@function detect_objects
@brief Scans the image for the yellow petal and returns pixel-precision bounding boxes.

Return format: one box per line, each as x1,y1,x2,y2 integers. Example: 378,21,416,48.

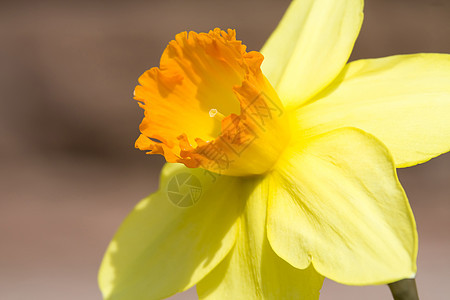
296,53,450,167
98,163,247,300
261,0,364,109
197,176,324,299
267,128,417,285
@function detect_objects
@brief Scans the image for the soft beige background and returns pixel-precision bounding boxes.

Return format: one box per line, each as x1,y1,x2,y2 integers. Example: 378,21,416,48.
0,0,449,299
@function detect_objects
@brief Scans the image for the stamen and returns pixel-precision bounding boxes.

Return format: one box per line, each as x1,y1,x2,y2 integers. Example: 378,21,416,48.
209,108,225,122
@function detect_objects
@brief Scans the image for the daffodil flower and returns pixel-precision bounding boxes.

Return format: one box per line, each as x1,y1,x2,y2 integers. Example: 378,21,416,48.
99,0,450,299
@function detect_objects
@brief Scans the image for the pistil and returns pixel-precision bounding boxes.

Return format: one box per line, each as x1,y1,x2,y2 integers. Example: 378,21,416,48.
209,109,226,122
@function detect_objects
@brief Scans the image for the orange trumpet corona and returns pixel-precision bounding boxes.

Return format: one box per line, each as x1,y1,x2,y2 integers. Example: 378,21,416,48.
134,28,290,176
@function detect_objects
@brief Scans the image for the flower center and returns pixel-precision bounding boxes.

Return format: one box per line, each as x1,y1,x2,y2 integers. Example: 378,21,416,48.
209,108,225,122
134,28,290,176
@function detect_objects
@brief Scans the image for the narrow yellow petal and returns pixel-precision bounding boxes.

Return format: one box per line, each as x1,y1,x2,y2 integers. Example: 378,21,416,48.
267,128,417,285
296,53,450,167
98,163,246,300
261,0,364,109
197,176,324,300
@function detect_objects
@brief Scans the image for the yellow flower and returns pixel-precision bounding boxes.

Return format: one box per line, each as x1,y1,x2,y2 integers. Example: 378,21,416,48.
99,0,450,299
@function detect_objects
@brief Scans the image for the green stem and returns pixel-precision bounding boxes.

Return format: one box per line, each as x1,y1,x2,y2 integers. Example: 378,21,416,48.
388,279,419,300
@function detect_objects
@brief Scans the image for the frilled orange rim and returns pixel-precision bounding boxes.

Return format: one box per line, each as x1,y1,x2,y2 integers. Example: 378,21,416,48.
134,28,290,176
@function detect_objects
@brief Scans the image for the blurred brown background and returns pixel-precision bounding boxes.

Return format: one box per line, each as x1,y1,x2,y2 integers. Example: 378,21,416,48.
0,0,449,299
